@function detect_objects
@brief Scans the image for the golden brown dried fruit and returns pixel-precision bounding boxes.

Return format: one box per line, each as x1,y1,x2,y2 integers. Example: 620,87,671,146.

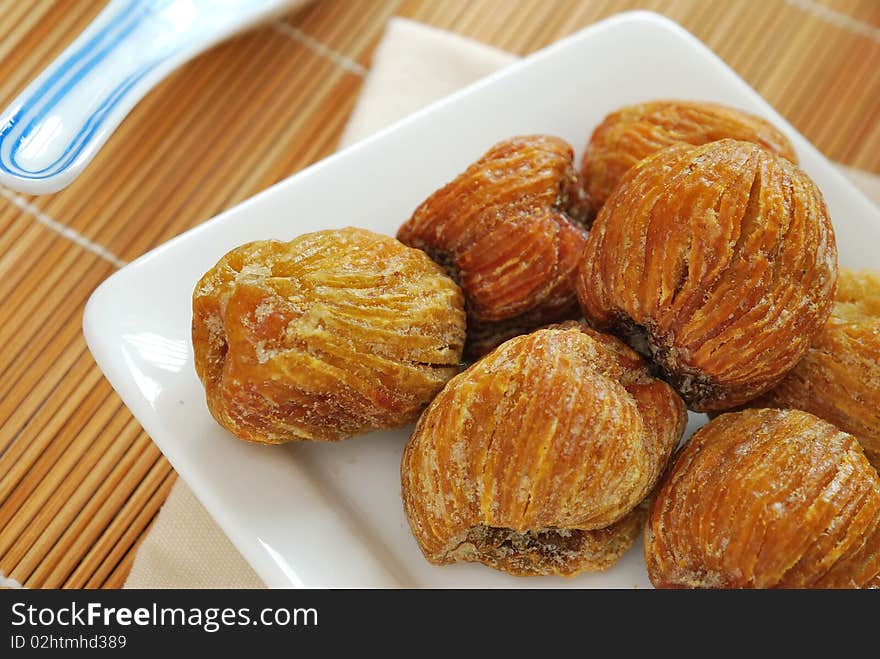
401,322,686,576
577,139,838,412
192,227,466,444
397,135,590,357
746,269,880,468
645,408,880,589
581,100,797,217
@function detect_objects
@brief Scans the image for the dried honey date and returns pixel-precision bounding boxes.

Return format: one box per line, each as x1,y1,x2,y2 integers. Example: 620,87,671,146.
398,136,589,357
646,408,880,589
193,227,466,443
401,323,686,576
577,139,837,411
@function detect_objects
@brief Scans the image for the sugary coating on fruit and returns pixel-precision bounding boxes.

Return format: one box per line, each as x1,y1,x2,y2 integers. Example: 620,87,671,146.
401,323,686,576
397,135,590,357
577,139,837,412
192,227,466,443
747,269,880,468
646,408,880,589
581,100,797,217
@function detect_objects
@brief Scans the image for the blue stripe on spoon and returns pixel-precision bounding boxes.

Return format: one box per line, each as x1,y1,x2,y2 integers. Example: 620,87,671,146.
3,3,158,178
0,0,297,194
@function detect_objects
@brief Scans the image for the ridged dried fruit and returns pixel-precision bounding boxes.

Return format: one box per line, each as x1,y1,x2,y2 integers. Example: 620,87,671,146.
646,408,880,589
746,269,880,468
397,135,590,357
577,139,837,411
192,227,466,443
580,100,797,218
401,322,686,576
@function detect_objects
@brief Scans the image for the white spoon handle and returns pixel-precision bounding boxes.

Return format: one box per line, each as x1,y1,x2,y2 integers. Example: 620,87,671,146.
0,0,298,195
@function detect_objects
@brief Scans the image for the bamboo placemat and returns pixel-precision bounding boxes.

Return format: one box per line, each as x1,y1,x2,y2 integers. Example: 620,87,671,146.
0,0,878,590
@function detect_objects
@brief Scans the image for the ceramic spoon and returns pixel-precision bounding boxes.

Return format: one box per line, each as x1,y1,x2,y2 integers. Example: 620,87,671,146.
0,0,299,195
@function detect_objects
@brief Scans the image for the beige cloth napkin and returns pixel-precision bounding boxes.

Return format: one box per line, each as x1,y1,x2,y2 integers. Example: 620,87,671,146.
124,17,880,589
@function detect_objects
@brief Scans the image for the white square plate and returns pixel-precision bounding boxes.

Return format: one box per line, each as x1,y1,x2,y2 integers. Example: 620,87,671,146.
84,11,880,588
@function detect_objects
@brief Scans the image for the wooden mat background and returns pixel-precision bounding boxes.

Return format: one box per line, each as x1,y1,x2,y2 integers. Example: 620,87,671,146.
0,0,878,589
